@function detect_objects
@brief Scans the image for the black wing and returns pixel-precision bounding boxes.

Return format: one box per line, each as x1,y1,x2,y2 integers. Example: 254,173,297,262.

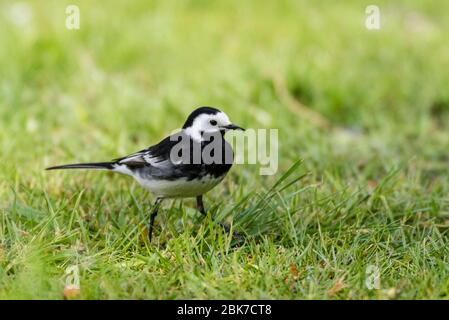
114,132,204,180
114,131,233,180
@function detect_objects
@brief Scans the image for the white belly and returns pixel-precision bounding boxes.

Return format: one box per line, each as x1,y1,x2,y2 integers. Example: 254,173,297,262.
134,174,225,198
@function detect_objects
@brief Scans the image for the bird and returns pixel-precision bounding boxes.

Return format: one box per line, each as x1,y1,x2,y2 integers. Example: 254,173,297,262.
46,106,245,241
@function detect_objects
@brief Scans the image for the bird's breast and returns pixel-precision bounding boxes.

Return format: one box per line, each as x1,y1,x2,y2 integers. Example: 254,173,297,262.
135,174,226,198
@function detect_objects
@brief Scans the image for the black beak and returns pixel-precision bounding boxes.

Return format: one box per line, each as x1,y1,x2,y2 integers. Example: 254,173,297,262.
221,124,245,131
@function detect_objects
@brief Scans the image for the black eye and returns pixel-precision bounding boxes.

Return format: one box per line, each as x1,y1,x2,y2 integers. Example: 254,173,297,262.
210,120,217,126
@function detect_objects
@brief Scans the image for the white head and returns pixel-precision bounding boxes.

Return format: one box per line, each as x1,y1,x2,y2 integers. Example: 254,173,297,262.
183,106,244,140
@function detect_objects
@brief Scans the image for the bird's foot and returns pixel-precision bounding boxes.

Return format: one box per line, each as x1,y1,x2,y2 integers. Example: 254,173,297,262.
218,222,245,243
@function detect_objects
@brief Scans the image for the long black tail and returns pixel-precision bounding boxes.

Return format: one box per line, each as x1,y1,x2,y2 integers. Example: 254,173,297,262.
46,162,116,171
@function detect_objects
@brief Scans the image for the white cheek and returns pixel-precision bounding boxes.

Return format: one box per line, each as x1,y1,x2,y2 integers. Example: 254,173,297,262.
185,113,230,140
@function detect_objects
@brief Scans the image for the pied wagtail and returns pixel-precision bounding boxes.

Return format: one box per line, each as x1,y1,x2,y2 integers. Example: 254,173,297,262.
46,106,245,241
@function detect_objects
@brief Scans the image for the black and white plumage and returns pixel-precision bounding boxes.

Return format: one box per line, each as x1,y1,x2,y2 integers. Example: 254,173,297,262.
46,106,245,241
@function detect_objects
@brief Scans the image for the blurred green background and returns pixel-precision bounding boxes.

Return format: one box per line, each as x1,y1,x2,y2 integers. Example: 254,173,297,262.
1,0,449,299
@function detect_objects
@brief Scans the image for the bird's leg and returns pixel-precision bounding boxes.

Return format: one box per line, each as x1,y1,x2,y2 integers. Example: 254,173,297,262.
196,195,228,231
196,195,243,240
196,195,207,216
148,197,163,242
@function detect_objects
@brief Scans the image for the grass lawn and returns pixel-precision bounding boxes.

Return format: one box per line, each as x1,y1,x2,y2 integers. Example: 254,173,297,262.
1,0,449,299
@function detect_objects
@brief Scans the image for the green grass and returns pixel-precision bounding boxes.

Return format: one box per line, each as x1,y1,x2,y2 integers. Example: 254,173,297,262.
1,0,449,299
